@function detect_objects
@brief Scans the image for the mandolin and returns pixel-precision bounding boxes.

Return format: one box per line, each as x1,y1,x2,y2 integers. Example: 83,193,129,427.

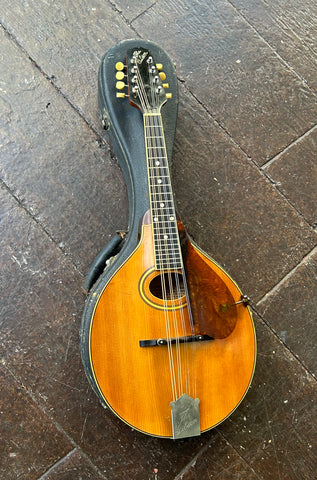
80,40,256,439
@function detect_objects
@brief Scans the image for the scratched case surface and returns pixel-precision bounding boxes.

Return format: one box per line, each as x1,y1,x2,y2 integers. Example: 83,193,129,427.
80,40,179,402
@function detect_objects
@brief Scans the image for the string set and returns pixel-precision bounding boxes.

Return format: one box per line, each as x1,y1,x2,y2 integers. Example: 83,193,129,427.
132,54,197,401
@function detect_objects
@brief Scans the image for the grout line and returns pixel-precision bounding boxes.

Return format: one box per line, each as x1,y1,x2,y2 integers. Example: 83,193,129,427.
130,1,158,24
182,84,316,230
2,362,109,480
106,0,142,35
183,83,253,161
225,0,317,94
0,21,110,154
252,305,317,381
261,124,317,170
256,245,317,307
0,178,85,278
173,440,213,480
1,11,316,477
36,448,78,480
215,430,264,480
174,431,263,480
2,11,313,240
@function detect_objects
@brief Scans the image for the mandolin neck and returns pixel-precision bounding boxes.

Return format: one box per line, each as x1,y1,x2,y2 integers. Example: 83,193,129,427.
143,113,183,271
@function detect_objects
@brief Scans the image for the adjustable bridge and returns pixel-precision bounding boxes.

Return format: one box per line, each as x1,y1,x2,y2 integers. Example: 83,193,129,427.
139,334,213,347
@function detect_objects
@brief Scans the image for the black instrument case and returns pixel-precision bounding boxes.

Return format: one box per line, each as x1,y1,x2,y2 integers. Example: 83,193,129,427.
80,40,179,401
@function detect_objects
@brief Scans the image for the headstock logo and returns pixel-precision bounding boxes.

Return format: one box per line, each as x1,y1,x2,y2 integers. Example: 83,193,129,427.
133,50,149,64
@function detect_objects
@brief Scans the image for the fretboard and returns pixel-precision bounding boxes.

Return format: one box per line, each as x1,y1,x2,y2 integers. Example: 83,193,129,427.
144,113,183,271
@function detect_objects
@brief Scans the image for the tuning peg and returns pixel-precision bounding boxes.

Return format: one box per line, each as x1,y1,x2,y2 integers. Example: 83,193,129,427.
116,81,126,90
116,71,125,80
115,61,125,71
116,92,126,98
166,93,172,99
159,72,166,81
162,83,169,89
156,63,163,70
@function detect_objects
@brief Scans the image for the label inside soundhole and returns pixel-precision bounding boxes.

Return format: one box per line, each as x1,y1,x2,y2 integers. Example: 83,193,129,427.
139,268,187,310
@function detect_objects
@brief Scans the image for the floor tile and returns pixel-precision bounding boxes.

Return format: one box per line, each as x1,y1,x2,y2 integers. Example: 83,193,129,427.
0,1,316,478
0,366,72,480
257,247,317,375
132,0,317,163
218,315,317,480
263,126,317,227
39,449,105,480
112,0,156,22
0,0,134,130
176,433,259,480
0,26,128,275
172,86,316,302
0,179,212,480
229,0,317,90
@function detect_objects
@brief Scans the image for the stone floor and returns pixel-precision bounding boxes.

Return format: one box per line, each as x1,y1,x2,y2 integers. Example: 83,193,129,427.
0,1,316,479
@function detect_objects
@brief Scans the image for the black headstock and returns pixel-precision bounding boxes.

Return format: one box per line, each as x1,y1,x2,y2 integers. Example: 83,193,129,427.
115,47,171,113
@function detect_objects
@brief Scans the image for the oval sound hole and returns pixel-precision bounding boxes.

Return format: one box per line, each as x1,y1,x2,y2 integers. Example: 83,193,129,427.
149,272,185,300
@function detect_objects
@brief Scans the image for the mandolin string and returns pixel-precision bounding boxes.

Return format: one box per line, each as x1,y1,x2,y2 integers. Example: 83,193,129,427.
153,89,194,397
148,66,192,399
151,110,188,397
151,86,191,399
147,111,181,400
136,56,195,400
153,111,195,398
135,58,178,400
146,72,181,401
152,111,184,397
160,120,192,398
150,86,186,398
147,79,184,399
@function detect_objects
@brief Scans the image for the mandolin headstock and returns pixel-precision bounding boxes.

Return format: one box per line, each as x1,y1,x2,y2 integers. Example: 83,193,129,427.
115,48,172,114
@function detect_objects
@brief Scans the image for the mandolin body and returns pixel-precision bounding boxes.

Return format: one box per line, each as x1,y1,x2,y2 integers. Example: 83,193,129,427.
80,40,256,439
88,217,255,438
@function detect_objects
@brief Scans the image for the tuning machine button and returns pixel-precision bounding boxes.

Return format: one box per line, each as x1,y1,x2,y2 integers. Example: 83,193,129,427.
166,93,172,99
159,72,166,81
162,83,169,89
116,71,125,80
116,81,126,90
156,63,163,70
115,61,125,71
116,92,126,98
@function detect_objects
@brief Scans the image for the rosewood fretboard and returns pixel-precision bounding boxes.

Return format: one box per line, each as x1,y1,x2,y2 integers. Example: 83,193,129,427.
144,113,182,271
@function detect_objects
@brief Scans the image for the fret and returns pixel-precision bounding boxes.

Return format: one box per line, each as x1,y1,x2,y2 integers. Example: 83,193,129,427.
155,262,183,270
153,230,178,235
151,199,174,204
152,223,178,230
149,174,170,178
156,252,181,260
153,213,175,220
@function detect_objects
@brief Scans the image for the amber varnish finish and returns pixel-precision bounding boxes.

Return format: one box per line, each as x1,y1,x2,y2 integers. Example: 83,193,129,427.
89,220,256,438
